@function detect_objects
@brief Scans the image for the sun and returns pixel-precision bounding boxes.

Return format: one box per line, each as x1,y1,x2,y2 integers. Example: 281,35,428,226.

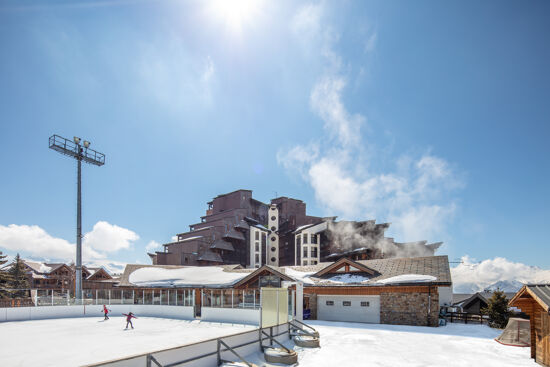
210,0,262,32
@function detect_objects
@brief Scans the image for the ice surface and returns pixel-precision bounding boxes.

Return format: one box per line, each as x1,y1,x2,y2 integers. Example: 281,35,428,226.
375,273,437,284
0,317,254,367
129,266,247,287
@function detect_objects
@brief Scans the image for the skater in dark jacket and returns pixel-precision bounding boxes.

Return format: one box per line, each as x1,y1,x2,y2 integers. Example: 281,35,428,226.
102,305,110,320
122,312,137,329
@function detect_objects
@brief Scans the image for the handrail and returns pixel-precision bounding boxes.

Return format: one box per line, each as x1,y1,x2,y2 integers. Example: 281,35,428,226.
146,354,163,367
121,323,291,367
261,329,291,354
218,339,254,367
289,319,317,336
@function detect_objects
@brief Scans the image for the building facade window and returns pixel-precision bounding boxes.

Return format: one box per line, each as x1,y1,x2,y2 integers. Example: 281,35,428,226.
311,235,317,244
343,301,351,306
303,246,308,258
255,254,259,263
255,242,259,252
296,235,301,246
311,247,318,258
255,231,259,240
303,233,308,244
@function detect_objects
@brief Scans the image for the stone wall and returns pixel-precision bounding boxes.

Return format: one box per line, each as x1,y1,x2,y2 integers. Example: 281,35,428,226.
380,290,439,326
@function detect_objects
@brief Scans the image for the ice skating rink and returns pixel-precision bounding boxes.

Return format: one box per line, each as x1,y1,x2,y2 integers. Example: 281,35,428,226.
0,316,255,366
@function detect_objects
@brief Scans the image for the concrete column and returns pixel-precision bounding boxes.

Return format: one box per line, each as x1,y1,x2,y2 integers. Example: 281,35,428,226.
296,283,303,321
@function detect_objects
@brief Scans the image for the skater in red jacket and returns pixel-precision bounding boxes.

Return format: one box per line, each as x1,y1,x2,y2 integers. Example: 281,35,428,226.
122,312,137,329
102,305,110,320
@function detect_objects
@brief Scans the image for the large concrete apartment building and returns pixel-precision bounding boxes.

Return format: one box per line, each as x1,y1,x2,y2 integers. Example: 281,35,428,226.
149,189,442,268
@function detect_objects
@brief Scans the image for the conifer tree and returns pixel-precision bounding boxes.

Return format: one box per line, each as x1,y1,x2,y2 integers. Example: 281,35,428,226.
482,289,511,328
0,251,11,298
7,254,29,298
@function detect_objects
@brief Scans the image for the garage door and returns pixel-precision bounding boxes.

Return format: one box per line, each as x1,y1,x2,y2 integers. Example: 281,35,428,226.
317,295,380,323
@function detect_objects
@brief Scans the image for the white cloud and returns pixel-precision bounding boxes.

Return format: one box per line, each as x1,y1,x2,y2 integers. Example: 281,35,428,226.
451,256,550,293
364,31,377,53
83,221,139,253
280,4,463,243
290,3,323,43
310,76,363,147
0,222,139,264
0,224,87,261
145,240,161,252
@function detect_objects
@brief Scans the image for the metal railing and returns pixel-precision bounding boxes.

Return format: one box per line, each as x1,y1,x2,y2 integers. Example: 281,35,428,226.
0,289,195,307
140,323,291,367
446,312,489,324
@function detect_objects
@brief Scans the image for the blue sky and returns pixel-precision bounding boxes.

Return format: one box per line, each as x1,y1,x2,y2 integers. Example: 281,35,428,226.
0,0,549,285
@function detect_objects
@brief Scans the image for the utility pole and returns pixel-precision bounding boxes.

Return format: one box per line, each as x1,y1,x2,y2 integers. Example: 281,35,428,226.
49,135,105,304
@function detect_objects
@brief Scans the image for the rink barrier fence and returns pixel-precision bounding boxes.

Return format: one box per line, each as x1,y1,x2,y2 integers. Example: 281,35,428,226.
82,322,291,367
0,304,195,322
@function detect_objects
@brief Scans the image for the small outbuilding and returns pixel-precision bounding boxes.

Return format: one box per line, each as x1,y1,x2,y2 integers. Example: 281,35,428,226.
509,284,550,366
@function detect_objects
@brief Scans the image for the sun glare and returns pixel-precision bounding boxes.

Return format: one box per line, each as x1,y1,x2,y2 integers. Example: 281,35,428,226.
210,0,261,32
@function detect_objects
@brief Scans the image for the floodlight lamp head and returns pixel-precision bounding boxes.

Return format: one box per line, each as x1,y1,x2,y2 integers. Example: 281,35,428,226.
83,140,90,148
73,136,81,144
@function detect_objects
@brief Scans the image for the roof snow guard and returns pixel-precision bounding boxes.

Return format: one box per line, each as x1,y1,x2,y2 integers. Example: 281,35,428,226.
210,239,235,251
222,229,246,241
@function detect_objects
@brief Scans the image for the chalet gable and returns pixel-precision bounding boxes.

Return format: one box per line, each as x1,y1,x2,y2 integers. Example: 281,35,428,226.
48,264,73,277
233,265,294,289
87,268,112,281
312,257,377,277
510,284,550,312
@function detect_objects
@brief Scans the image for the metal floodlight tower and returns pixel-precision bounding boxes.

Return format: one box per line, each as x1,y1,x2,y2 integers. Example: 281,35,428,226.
49,134,105,303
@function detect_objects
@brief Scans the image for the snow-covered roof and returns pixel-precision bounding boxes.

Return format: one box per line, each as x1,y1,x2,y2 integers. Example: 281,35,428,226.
179,236,203,242
128,266,249,288
282,256,451,286
118,255,451,289
251,224,269,232
375,274,436,284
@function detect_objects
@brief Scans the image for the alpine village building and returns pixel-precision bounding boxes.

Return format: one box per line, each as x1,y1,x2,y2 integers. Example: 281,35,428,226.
148,189,443,268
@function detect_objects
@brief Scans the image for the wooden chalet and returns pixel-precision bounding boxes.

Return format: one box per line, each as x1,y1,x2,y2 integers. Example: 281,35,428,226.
23,260,117,293
510,284,550,366
117,255,452,327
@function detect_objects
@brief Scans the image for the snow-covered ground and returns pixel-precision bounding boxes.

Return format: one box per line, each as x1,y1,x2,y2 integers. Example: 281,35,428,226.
242,321,535,367
0,317,537,366
0,317,254,367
